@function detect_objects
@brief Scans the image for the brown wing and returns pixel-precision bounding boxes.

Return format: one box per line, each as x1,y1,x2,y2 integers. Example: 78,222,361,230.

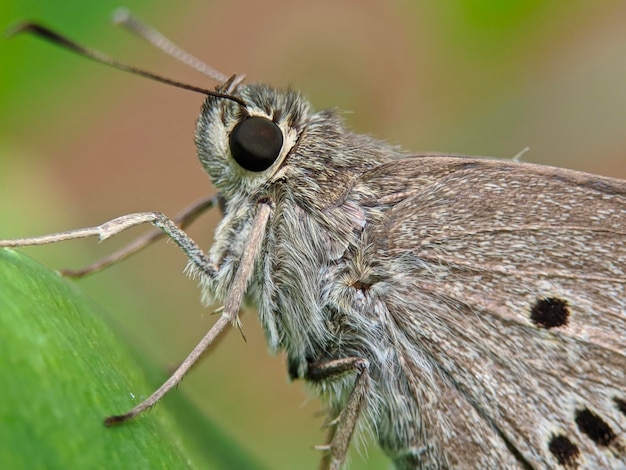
354,157,626,468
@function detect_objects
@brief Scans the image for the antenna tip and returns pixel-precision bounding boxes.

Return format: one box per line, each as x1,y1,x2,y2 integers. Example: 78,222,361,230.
111,7,131,26
4,22,34,39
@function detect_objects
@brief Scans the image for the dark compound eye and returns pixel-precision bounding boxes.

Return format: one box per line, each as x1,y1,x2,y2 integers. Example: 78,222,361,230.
229,116,283,172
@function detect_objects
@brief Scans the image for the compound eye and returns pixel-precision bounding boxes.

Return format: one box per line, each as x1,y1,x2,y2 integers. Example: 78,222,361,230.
229,116,283,172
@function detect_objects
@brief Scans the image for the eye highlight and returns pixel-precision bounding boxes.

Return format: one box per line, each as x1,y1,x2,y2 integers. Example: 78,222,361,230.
229,116,283,172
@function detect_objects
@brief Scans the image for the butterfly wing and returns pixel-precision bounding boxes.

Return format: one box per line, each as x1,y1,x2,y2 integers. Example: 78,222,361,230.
353,157,626,468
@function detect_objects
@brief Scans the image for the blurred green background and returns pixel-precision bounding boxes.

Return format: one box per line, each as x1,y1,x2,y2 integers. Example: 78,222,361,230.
1,1,625,469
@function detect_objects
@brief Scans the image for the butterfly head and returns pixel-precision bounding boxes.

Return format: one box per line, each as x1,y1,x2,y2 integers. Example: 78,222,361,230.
195,79,311,199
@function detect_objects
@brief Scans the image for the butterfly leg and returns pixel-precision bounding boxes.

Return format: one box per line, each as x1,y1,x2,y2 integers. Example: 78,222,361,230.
307,357,370,470
61,194,221,278
1,202,273,424
103,202,272,423
0,210,216,275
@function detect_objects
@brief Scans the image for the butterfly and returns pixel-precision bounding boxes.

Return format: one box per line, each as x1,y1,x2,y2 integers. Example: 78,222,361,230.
2,12,624,469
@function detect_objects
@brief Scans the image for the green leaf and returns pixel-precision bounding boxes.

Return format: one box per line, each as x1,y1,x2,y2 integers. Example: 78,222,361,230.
0,248,265,470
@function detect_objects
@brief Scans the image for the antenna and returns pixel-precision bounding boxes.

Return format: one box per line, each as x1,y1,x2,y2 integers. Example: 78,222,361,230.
6,22,247,107
112,8,242,84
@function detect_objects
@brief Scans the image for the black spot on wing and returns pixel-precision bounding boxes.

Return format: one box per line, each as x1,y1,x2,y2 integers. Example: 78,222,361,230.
548,434,580,468
574,407,617,447
530,297,570,329
614,397,626,417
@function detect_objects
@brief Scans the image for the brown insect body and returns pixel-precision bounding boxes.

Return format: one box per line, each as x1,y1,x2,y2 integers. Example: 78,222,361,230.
194,82,626,468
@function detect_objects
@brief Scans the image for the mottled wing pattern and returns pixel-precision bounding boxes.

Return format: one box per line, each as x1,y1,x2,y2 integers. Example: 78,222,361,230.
356,157,626,468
